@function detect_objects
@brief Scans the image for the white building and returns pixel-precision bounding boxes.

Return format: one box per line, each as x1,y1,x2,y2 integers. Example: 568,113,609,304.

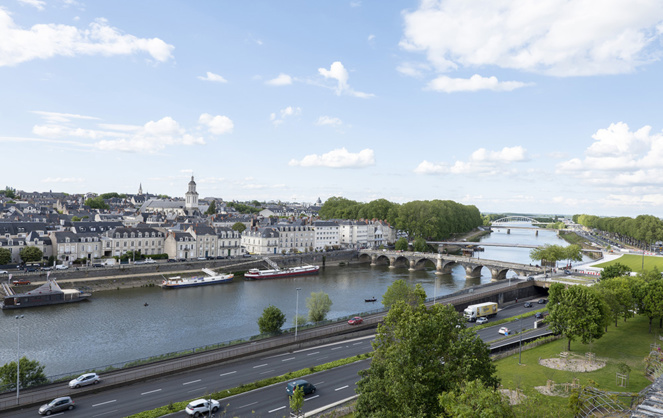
312,220,340,250
339,220,369,249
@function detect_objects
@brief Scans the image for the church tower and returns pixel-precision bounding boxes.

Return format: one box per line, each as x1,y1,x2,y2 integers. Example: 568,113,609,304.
185,176,199,210
138,183,143,195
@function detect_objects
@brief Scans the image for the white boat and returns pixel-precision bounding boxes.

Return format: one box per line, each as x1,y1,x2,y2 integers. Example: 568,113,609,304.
244,264,320,280
161,268,234,289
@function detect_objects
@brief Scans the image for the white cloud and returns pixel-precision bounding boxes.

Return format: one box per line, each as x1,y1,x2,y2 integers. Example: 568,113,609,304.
0,11,174,66
271,106,301,126
18,0,46,11
266,73,292,86
315,116,342,127
198,72,227,83
396,62,431,78
400,0,663,77
31,111,100,124
198,113,234,135
289,147,375,168
41,177,84,183
427,74,530,93
318,61,373,98
415,146,529,175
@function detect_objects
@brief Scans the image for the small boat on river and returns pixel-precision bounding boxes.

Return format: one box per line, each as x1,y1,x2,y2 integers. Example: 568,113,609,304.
365,297,377,302
161,268,234,289
1,273,91,310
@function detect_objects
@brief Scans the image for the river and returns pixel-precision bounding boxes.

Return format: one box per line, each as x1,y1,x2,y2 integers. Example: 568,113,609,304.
0,226,587,378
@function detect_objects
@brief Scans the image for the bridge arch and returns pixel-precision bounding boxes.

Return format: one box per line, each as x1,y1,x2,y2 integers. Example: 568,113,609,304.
492,216,540,224
413,258,436,271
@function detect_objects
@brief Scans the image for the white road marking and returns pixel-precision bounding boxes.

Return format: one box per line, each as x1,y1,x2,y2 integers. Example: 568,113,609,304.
352,342,363,345
263,352,291,359
187,386,206,393
220,371,237,377
293,334,374,353
259,369,276,375
238,401,258,409
331,347,343,350
141,389,162,395
183,379,202,385
268,406,286,413
282,357,296,362
93,410,118,417
304,395,320,401
92,400,117,407
335,385,349,391
253,363,268,368
306,351,320,356
316,356,329,361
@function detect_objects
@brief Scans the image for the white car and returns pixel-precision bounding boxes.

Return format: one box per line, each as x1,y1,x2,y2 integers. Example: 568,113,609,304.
68,372,100,388
498,327,510,335
0,270,8,274
476,317,488,325
55,264,69,270
185,398,220,416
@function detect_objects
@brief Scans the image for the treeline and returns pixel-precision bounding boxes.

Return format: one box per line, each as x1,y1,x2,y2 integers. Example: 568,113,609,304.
574,214,663,247
319,197,483,240
227,201,261,214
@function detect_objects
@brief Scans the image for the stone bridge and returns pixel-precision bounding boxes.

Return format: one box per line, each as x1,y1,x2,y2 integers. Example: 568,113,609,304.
358,250,544,281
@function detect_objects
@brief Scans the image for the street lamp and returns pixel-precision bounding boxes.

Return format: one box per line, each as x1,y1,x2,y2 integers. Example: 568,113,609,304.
295,288,302,339
518,315,523,365
15,315,24,401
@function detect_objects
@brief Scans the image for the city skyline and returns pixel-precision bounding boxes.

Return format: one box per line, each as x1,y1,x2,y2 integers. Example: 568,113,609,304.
2,1,663,217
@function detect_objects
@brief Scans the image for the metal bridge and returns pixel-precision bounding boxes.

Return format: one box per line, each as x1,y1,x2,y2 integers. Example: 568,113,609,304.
492,216,544,224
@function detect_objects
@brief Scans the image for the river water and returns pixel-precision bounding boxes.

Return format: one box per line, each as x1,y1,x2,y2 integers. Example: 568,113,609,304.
0,226,586,378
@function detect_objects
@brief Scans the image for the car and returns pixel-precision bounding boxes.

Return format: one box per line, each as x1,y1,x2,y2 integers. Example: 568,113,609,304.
144,258,156,264
197,257,207,261
348,316,363,325
535,312,544,319
216,256,226,259
91,263,104,268
185,398,220,417
39,396,75,415
498,327,509,335
0,270,7,274
41,266,53,271
475,316,488,325
524,302,532,308
68,372,100,388
25,267,38,272
11,279,31,285
55,264,69,270
167,259,177,263
526,276,535,281
286,379,317,396
564,270,571,275
538,298,547,304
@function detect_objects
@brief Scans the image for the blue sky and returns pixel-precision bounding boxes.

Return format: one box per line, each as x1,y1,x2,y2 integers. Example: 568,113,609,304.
2,0,663,217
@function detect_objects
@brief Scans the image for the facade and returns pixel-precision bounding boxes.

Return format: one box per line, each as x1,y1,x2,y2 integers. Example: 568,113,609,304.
164,231,197,260
241,227,279,255
185,176,199,211
339,220,369,248
216,227,242,257
187,224,217,259
51,231,102,264
312,220,340,250
102,226,166,258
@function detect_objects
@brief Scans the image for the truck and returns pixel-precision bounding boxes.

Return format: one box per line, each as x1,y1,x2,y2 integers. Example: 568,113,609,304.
463,302,498,322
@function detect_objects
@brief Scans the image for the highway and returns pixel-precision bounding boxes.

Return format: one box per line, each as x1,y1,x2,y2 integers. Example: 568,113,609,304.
6,300,549,418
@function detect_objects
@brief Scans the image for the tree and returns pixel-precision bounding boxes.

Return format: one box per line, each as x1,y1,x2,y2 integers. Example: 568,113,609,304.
413,237,428,252
438,379,515,418
293,314,307,328
232,222,247,233
71,216,81,222
289,384,304,417
306,291,332,323
382,279,426,308
529,244,565,270
20,246,43,263
2,186,16,199
206,200,216,215
548,284,608,351
257,305,286,334
395,237,408,251
642,279,663,333
600,263,632,280
0,248,11,265
0,357,48,390
85,196,110,210
355,303,498,418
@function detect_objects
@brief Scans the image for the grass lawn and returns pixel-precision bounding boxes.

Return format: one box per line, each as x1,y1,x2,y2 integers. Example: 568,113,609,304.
495,315,660,416
592,254,663,273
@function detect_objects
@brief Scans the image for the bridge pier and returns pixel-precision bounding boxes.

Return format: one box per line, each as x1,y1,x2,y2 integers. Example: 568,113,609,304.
464,265,482,278
408,259,416,271
535,230,538,236
507,229,510,234
370,255,377,266
389,256,396,269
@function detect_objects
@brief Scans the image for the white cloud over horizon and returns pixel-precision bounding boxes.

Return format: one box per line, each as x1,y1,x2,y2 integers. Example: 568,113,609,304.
198,72,227,83
0,10,174,66
427,74,530,93
289,147,375,168
270,106,301,126
315,116,342,127
318,61,373,98
199,113,234,135
415,146,529,175
265,73,292,86
18,0,46,11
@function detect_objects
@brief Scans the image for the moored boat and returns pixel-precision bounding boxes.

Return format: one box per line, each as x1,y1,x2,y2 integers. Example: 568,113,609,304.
161,268,234,289
244,264,320,280
1,273,91,310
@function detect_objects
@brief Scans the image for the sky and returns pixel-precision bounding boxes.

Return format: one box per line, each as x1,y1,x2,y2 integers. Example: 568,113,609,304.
2,0,663,217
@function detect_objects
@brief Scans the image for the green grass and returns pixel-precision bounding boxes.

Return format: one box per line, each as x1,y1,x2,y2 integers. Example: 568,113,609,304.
495,314,659,416
592,253,663,273
558,231,590,246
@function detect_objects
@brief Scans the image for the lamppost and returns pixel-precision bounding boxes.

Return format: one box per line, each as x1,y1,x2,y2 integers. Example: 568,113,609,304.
295,288,302,339
15,315,24,401
518,315,523,365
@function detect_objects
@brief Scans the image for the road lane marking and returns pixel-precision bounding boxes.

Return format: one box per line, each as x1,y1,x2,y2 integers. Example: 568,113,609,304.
183,379,202,385
335,385,349,391
259,369,276,375
304,395,319,401
220,371,237,377
352,342,363,345
93,410,118,417
141,389,162,395
293,335,374,353
282,357,296,362
187,386,206,393
238,401,258,409
268,406,286,413
316,356,329,361
331,347,343,350
92,400,117,407
253,363,268,368
306,351,320,356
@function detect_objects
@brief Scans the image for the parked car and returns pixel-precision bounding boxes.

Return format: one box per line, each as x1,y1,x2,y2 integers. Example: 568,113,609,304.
348,316,363,325
91,263,104,268
537,298,547,304
167,259,177,263
39,396,75,415
286,379,317,396
55,264,69,270
11,279,31,286
144,258,156,264
475,316,488,325
524,302,532,308
25,267,38,272
197,257,207,261
0,270,7,274
498,327,509,335
68,372,100,388
185,398,220,417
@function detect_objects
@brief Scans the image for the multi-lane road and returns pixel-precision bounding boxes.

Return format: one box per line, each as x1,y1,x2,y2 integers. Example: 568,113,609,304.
6,301,548,418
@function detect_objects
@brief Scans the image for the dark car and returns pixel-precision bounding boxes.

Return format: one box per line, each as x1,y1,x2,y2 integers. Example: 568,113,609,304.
167,259,177,263
92,263,104,268
524,302,532,308
535,312,544,319
216,256,226,259
538,298,547,304
286,379,316,396
25,267,38,272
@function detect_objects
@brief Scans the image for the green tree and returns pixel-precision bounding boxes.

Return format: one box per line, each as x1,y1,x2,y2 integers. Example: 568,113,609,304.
71,216,81,222
232,222,247,233
99,192,120,199
293,314,307,328
289,384,304,417
19,246,43,263
355,303,498,418
600,263,632,280
2,186,16,199
0,357,48,390
206,200,216,215
257,305,286,334
413,237,428,252
395,237,408,251
642,279,663,333
382,279,427,308
85,196,110,210
0,248,11,265
438,379,515,418
306,291,332,323
548,284,608,350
